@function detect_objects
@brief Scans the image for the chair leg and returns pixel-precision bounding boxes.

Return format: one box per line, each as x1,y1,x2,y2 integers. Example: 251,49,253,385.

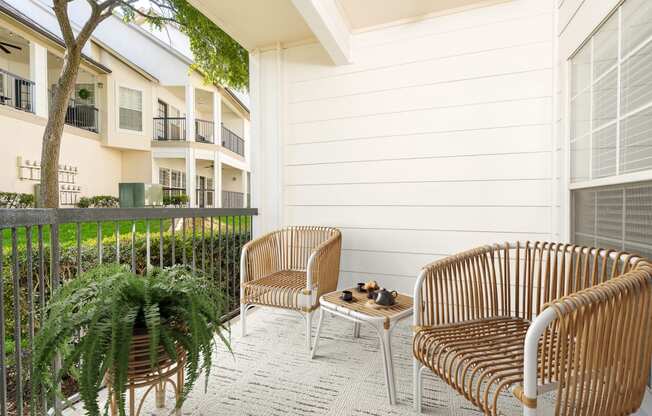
311,308,324,359
240,303,247,337
414,359,423,413
306,310,312,351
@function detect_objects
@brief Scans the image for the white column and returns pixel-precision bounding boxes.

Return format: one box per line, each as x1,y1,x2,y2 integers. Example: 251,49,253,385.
29,42,48,117
213,90,222,145
185,80,196,142
185,148,196,207
213,151,222,207
241,169,248,208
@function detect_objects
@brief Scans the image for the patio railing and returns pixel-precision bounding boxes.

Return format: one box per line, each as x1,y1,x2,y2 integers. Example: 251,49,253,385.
0,69,34,113
221,124,245,156
64,97,99,133
0,207,257,415
195,119,214,143
222,191,245,208
153,117,186,141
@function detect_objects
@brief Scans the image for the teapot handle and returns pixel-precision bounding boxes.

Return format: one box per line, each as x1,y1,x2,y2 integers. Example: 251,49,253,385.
391,290,398,298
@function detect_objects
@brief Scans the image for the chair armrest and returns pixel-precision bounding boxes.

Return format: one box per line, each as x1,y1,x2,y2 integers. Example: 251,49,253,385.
306,230,342,297
521,267,652,412
413,244,501,327
240,230,282,285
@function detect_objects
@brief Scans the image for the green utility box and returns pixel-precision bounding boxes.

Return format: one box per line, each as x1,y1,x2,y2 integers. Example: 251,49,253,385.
119,183,163,207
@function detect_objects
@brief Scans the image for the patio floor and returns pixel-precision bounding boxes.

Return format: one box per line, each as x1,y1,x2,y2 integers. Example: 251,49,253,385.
63,307,646,416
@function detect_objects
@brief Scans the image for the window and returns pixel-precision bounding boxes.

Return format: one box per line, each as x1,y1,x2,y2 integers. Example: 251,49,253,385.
119,86,143,131
159,168,170,187
570,0,652,259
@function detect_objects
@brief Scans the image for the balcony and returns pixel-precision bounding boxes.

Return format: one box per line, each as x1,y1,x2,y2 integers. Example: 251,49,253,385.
195,119,214,143
0,69,34,113
153,117,186,141
64,97,99,133
221,124,245,156
222,190,244,208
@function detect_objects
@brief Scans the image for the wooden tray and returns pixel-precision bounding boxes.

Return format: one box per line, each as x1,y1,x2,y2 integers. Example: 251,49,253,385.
364,300,395,310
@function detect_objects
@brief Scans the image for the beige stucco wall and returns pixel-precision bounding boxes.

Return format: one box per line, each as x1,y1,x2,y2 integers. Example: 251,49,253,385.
121,150,152,183
99,50,154,151
0,106,123,198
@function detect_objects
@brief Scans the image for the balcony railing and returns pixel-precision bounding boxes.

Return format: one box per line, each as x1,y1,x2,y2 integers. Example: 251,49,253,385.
196,119,214,143
222,190,245,208
221,124,245,156
64,97,99,133
153,117,186,141
0,207,257,415
0,68,34,113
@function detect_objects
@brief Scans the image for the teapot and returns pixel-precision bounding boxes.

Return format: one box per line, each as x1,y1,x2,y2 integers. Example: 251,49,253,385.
374,288,398,306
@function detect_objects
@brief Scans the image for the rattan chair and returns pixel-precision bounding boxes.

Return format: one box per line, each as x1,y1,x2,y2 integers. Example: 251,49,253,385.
412,241,652,416
240,226,342,349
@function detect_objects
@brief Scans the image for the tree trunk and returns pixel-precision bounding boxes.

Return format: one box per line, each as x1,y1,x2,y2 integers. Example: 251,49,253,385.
39,48,82,208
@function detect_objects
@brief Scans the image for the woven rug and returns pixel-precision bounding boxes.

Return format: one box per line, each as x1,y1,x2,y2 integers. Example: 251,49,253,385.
65,308,555,416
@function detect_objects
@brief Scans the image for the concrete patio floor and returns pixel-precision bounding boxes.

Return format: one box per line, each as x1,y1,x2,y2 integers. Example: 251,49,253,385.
62,307,650,416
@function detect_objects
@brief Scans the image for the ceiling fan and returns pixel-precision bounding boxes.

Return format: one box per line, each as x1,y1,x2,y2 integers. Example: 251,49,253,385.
0,41,22,55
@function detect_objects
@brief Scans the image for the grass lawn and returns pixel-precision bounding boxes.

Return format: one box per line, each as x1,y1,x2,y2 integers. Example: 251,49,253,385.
1,215,251,249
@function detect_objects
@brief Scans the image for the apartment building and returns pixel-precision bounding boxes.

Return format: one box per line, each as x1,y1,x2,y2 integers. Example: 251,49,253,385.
0,0,250,208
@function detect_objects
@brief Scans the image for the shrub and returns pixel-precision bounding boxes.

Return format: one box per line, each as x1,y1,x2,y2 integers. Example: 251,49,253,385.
163,195,189,207
0,192,35,208
77,195,119,208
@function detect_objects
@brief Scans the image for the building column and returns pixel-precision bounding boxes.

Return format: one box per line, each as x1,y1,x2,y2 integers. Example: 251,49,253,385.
213,151,222,207
242,169,248,208
185,80,196,142
213,90,222,146
185,148,196,207
29,42,48,117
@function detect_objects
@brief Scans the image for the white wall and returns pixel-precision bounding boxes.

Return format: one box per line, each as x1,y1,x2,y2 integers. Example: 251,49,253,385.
253,0,556,293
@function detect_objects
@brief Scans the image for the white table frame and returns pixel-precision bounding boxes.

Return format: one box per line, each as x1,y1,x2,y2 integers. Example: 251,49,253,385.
311,293,413,405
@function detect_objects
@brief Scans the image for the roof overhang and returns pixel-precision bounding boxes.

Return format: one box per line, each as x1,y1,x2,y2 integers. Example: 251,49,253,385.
188,0,510,65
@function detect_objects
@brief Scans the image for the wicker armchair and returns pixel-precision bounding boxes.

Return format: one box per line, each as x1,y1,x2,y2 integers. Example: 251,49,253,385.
412,242,652,416
240,226,342,349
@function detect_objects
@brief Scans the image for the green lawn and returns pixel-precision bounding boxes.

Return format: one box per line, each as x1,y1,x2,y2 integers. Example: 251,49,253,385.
1,215,251,250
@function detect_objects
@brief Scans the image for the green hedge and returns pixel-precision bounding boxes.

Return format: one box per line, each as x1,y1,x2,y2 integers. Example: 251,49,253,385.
76,195,119,208
2,227,250,363
0,192,35,208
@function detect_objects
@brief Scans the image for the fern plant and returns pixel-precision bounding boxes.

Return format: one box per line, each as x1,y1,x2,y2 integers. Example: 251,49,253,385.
32,264,230,416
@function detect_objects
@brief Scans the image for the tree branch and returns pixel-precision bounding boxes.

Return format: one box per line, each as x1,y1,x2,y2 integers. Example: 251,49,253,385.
52,0,76,47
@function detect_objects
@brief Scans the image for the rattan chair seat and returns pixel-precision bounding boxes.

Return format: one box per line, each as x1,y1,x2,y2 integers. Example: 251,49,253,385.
242,270,311,310
414,317,530,414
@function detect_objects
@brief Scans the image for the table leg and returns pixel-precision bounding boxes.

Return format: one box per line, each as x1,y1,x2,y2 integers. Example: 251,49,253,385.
311,308,325,359
353,322,361,338
382,327,397,404
376,324,395,405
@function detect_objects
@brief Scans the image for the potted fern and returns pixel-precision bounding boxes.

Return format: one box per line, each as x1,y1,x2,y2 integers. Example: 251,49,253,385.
33,265,230,416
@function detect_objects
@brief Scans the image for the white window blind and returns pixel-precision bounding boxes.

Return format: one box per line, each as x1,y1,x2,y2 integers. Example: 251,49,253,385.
119,87,143,131
570,0,652,183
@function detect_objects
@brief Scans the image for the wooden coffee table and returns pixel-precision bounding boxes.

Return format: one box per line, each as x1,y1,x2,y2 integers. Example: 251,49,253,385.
311,288,413,404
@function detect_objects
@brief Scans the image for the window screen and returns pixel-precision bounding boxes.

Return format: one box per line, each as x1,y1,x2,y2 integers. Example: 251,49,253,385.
119,86,143,131
573,181,652,261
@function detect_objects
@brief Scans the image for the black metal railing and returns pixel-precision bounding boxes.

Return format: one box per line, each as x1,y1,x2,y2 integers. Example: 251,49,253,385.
222,191,244,208
64,97,99,133
221,124,245,156
0,69,34,113
195,119,214,144
0,207,257,415
153,117,186,141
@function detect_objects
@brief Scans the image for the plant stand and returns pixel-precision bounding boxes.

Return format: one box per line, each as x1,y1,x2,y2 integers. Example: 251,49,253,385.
106,334,186,416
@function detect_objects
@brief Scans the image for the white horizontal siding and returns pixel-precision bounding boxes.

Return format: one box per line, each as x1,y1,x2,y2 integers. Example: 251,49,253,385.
277,0,555,290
